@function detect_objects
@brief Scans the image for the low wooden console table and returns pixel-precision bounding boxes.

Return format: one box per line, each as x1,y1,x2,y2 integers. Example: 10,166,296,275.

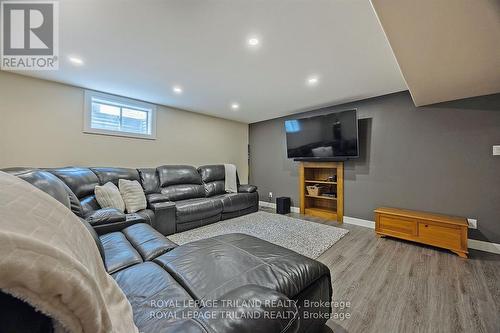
375,207,468,258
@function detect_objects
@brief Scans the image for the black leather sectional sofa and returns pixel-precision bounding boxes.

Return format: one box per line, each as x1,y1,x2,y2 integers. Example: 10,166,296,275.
10,164,259,236
1,165,332,333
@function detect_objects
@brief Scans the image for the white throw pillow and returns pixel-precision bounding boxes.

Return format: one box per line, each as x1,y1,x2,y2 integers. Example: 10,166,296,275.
95,182,125,212
119,179,147,213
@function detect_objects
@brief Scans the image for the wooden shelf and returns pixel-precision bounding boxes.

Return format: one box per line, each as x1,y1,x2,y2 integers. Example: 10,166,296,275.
304,180,337,184
305,194,337,200
305,207,338,220
299,161,343,223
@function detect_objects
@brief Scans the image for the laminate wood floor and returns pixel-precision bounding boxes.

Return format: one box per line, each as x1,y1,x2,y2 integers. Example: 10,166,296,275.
259,207,500,333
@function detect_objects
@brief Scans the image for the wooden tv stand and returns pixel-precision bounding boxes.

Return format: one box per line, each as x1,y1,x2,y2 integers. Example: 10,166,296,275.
375,207,468,258
299,162,343,222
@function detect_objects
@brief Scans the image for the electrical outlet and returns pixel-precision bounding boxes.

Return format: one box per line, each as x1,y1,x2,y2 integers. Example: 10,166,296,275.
493,145,500,156
467,218,477,229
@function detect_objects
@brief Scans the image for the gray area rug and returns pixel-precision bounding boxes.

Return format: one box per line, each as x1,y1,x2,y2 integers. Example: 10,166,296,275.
168,211,349,259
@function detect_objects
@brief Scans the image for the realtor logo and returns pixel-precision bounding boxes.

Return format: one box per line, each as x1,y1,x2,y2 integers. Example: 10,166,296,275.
1,1,58,70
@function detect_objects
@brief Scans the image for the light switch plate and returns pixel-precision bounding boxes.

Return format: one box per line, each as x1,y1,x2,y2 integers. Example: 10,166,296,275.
493,145,500,156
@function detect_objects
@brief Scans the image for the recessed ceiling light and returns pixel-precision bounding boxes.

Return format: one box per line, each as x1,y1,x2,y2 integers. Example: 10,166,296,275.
307,76,319,86
247,37,260,47
173,86,183,94
68,56,84,65
231,103,240,110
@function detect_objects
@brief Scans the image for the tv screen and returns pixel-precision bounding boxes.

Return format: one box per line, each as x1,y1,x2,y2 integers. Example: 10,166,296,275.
285,110,359,160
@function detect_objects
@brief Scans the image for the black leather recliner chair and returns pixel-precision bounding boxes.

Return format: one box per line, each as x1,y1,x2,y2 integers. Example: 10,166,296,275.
198,165,259,220
156,165,224,232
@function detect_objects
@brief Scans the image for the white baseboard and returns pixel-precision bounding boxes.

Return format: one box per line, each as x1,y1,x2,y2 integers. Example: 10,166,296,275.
258,202,500,255
468,239,500,254
343,216,375,229
258,201,275,209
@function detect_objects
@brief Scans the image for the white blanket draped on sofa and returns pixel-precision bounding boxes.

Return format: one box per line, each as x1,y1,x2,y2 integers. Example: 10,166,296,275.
0,171,138,333
224,163,238,193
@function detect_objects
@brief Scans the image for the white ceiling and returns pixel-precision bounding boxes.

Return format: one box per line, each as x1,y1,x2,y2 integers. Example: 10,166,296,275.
14,0,407,123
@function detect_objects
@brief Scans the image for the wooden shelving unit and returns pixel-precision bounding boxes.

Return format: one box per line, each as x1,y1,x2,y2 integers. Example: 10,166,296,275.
305,194,337,200
304,180,337,185
299,161,343,222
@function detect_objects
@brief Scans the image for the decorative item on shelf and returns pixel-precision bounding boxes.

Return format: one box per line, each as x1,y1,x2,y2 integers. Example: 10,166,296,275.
306,185,327,196
326,175,337,182
323,192,337,198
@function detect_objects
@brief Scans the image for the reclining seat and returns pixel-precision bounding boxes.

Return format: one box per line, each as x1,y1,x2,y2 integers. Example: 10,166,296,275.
198,164,259,220
157,165,223,232
47,167,152,234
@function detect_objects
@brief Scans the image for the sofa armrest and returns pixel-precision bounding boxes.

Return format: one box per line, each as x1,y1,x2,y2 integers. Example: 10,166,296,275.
92,214,144,235
150,201,176,235
86,208,146,235
85,208,126,226
146,193,171,206
197,285,299,333
238,184,257,193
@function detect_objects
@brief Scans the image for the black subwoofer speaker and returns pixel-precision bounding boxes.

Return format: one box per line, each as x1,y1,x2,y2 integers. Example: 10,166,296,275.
276,197,291,214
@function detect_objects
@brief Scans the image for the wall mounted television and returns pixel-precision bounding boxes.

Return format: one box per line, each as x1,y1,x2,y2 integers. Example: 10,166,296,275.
285,109,359,161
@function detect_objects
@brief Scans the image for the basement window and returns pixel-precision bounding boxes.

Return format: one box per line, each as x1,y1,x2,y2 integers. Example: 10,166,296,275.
84,90,156,139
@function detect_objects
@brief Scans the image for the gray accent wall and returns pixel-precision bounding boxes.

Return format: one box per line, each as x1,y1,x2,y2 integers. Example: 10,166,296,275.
249,91,500,243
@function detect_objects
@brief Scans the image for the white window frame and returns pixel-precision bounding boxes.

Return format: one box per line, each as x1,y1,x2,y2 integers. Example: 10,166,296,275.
83,90,157,140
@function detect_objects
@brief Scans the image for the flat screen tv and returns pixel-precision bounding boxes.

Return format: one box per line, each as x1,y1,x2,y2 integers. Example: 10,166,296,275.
285,109,359,161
